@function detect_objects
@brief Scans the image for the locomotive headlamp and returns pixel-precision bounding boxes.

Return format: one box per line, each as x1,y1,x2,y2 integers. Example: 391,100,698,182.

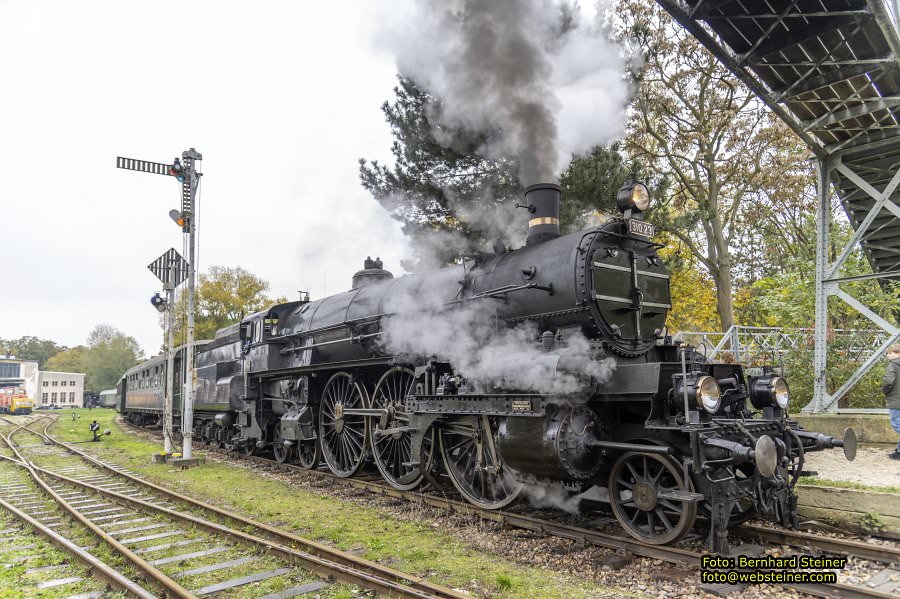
695,375,722,413
675,374,722,414
749,375,790,410
773,377,789,409
616,181,651,213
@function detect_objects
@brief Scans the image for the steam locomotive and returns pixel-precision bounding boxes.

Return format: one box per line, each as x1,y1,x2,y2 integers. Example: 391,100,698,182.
118,180,856,552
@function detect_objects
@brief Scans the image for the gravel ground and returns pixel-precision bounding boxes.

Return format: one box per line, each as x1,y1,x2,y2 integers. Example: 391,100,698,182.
802,444,900,488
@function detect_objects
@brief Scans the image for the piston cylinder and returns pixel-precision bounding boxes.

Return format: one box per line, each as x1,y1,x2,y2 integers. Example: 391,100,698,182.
497,405,605,481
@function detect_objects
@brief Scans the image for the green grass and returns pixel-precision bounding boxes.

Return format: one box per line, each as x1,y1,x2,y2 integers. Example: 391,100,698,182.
43,408,637,598
798,477,900,495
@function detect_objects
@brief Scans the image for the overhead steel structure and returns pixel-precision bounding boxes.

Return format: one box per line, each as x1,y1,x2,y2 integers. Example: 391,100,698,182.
656,0,900,412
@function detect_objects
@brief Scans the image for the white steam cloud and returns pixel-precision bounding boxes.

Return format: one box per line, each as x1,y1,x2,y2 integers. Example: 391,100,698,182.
381,0,633,183
381,292,615,394
380,191,529,270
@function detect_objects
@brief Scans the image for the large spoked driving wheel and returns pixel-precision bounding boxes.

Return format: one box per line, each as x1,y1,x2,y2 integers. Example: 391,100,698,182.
439,415,522,509
609,452,697,545
272,427,292,464
319,372,369,477
296,438,320,470
369,367,423,490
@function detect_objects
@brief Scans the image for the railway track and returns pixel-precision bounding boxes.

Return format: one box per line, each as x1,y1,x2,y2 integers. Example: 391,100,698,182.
14,413,900,598
125,419,900,599
0,415,466,599
214,449,900,599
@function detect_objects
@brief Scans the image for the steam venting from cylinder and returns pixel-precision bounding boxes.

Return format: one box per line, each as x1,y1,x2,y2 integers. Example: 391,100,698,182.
525,183,561,246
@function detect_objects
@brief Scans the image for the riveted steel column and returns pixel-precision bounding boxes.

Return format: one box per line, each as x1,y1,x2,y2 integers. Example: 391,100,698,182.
806,157,833,413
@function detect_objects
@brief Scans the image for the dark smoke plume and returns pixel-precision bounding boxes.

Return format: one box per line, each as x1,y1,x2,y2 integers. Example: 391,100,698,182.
381,0,632,184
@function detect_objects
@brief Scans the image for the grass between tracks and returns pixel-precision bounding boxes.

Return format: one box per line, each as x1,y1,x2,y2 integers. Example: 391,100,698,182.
0,461,131,598
45,409,635,598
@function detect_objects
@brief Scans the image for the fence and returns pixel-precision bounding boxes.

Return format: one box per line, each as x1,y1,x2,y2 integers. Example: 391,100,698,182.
672,326,889,412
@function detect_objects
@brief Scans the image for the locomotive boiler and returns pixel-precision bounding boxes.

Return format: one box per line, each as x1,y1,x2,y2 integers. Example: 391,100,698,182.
119,180,856,553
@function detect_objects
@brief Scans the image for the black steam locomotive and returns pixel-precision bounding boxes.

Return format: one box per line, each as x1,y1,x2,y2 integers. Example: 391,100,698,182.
118,180,856,552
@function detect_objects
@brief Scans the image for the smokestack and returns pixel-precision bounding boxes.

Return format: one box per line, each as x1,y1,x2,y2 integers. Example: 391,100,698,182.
525,183,561,246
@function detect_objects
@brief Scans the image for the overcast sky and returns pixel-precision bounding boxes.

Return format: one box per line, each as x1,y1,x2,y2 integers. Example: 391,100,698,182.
0,1,424,355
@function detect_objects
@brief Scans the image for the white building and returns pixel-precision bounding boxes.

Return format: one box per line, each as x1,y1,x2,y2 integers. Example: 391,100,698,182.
0,357,40,400
37,371,85,408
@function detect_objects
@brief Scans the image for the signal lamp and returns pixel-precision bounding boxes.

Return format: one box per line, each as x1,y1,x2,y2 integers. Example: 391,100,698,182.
150,292,168,313
168,158,182,173
169,209,186,231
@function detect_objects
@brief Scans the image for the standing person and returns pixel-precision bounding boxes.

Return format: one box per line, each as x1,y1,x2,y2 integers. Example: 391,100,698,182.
882,344,900,460
90,420,100,442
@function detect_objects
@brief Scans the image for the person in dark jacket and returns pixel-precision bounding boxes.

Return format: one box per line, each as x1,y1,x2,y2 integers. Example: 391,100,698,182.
90,420,100,442
882,345,900,459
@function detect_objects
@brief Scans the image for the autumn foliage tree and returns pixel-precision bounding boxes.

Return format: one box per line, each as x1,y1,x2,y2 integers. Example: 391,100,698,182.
172,266,286,344
618,1,812,331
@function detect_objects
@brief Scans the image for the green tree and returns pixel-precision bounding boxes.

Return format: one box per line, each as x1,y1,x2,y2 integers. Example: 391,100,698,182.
359,76,522,264
86,327,142,392
173,266,286,343
0,336,65,368
558,143,630,231
43,325,142,392
45,346,89,374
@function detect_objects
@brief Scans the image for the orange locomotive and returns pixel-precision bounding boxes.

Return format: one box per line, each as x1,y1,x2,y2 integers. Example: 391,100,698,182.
0,387,34,415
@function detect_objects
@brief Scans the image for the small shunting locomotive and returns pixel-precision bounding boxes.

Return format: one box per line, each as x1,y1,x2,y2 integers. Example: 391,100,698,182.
119,180,855,552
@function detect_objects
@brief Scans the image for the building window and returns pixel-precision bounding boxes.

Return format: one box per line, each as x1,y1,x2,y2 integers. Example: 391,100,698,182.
42,393,47,401
0,363,20,378
52,381,58,387
70,380,76,387
42,381,48,387
69,392,75,401
51,392,57,401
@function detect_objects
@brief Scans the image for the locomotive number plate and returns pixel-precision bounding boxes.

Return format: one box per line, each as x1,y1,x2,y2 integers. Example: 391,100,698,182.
511,400,532,413
628,219,655,238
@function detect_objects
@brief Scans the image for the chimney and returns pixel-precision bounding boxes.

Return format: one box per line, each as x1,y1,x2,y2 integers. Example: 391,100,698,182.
525,183,561,246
